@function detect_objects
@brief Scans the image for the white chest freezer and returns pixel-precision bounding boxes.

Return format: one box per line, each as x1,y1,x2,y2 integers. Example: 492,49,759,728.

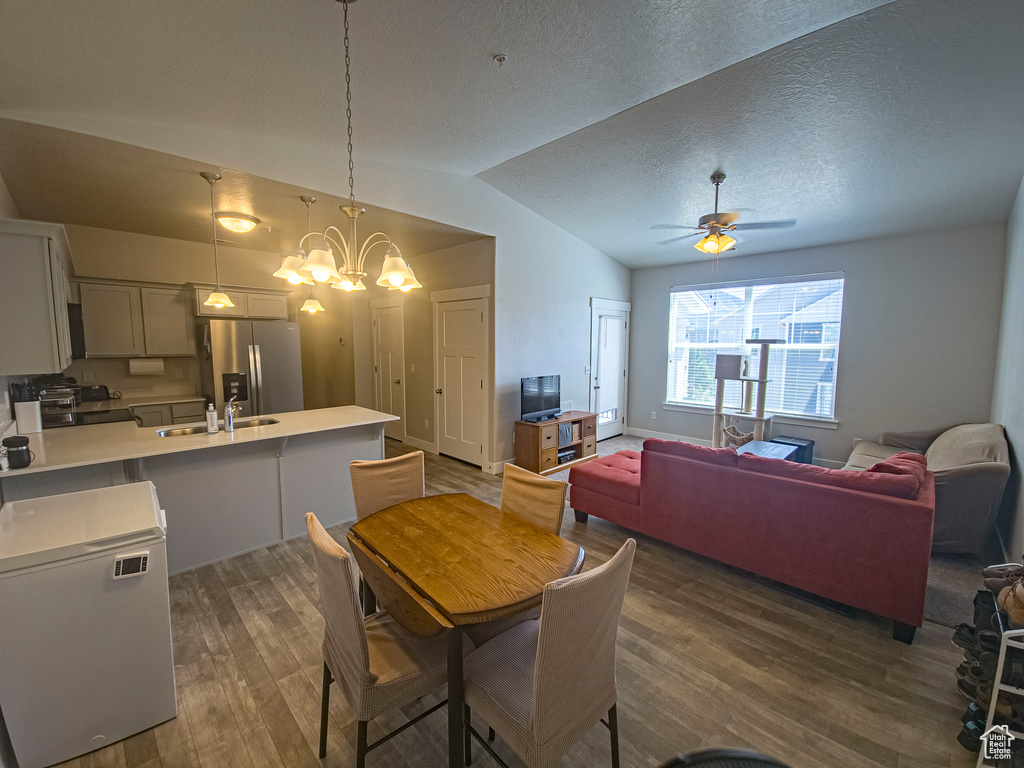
0,482,177,768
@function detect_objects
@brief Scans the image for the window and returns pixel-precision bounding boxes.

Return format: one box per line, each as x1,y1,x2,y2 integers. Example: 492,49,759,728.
666,274,845,419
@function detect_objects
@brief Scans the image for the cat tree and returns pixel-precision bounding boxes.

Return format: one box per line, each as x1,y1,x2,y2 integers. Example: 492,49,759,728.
711,339,784,448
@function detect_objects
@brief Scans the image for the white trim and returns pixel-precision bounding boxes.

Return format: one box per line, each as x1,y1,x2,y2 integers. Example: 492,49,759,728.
369,296,403,310
483,457,513,475
590,297,631,312
430,284,491,303
671,271,845,293
370,303,406,442
660,402,840,430
624,426,712,446
401,434,438,455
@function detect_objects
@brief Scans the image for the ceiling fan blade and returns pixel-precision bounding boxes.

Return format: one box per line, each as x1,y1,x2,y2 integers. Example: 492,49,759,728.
650,224,700,230
719,210,740,225
656,233,703,246
732,219,796,231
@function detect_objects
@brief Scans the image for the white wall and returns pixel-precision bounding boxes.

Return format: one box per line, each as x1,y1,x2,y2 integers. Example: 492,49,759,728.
993,174,1024,555
628,225,1007,464
18,117,631,466
0,171,18,219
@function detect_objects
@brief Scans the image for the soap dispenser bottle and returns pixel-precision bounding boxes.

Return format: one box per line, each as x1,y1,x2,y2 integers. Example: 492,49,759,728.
206,403,219,434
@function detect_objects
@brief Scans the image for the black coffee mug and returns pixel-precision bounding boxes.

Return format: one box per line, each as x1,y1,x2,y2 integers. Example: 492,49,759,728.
2,435,33,469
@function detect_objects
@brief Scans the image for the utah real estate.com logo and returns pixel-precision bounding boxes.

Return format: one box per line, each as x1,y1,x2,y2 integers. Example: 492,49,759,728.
982,724,1016,761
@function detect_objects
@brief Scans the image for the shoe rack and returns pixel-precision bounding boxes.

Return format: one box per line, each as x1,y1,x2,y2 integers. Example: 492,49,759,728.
975,570,1024,767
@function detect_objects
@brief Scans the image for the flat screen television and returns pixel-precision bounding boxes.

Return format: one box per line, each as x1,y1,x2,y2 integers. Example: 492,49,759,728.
521,375,561,422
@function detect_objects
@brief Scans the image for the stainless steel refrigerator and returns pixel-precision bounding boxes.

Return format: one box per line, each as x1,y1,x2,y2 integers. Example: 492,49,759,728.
196,319,304,417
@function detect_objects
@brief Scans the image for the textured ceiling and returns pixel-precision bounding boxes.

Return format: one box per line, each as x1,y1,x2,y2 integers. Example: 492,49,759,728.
479,0,1024,267
0,120,485,258
0,0,891,176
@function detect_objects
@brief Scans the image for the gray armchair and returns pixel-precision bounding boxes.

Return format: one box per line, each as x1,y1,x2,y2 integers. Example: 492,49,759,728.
844,423,1009,554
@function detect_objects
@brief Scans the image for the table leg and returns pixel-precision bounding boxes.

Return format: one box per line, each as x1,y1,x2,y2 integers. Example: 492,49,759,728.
447,626,465,768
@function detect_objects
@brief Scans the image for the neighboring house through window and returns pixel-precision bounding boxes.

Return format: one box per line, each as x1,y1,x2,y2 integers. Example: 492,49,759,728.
666,274,845,420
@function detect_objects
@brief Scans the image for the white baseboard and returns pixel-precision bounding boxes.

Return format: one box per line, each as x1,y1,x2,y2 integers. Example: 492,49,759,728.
401,435,438,454
485,457,515,475
624,427,711,447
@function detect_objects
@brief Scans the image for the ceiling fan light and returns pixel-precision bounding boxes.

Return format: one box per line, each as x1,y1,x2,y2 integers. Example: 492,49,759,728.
203,290,235,309
718,234,737,252
300,297,326,314
216,212,260,233
300,246,341,283
695,234,720,253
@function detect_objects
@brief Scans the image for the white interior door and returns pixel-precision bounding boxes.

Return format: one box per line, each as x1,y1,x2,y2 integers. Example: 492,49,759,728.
435,298,487,465
371,303,405,440
591,305,629,441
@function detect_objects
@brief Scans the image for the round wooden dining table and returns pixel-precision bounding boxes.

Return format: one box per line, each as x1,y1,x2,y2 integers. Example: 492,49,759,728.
347,492,585,768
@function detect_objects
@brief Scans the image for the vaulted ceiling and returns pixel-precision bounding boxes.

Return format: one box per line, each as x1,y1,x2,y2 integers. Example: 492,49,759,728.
0,0,1021,268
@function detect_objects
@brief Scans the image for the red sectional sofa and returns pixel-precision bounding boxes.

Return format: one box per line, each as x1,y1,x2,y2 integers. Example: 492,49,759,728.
568,439,936,643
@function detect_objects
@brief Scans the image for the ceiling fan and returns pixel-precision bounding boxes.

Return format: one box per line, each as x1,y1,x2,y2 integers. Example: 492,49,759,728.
653,172,796,254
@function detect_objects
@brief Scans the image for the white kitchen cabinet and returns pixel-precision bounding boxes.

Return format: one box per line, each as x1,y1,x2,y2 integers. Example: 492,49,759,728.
193,287,290,319
131,405,169,427
0,221,73,375
141,288,195,356
80,284,194,357
80,283,145,356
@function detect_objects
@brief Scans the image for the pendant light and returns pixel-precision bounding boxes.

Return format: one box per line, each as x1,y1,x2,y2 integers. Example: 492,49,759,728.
279,0,421,294
200,172,235,308
273,197,316,285
300,285,326,314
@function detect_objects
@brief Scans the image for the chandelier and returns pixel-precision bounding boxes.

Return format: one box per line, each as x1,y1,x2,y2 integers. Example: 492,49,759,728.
273,0,420,295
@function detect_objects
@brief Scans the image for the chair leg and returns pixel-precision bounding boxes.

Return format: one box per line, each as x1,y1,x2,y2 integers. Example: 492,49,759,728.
464,705,472,765
356,720,368,768
319,663,331,758
608,705,620,768
574,509,589,523
360,577,377,616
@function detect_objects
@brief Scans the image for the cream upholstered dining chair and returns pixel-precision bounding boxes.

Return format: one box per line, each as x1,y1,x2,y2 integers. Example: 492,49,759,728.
305,513,453,768
465,464,569,647
500,463,568,534
463,538,637,768
349,450,425,520
349,451,424,612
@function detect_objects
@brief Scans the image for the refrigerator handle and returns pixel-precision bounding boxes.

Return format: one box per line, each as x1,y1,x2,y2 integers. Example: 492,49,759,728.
253,344,265,415
248,344,258,415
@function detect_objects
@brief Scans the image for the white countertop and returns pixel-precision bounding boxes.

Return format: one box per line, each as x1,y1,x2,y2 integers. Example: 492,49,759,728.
1,406,398,477
76,394,206,413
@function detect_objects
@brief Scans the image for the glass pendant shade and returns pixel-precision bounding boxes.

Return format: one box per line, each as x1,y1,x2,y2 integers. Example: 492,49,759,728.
299,245,341,283
388,263,422,292
332,275,367,291
273,250,313,285
300,297,326,314
216,213,260,233
376,247,416,288
695,232,737,254
203,290,235,309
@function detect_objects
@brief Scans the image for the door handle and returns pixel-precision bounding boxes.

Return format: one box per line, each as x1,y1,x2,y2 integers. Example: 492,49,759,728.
394,379,401,385
594,385,601,390
436,388,443,394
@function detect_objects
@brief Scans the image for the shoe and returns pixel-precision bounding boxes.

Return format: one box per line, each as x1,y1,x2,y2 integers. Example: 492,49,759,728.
1000,584,1024,628
983,563,1024,579
978,630,1003,653
963,701,988,725
959,676,979,699
977,685,1016,718
953,623,977,649
958,720,983,752
977,590,999,628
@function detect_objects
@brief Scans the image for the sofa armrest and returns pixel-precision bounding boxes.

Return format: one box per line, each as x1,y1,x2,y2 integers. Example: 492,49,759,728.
877,425,957,452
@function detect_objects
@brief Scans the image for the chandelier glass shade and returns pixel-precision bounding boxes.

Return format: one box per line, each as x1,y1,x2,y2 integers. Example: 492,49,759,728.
272,248,314,285
300,295,326,313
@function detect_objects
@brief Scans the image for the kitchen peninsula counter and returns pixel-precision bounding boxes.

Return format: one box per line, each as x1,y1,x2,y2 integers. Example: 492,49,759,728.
0,406,398,573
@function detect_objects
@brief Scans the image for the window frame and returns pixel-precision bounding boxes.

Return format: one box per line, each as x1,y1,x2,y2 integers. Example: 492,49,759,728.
665,272,845,423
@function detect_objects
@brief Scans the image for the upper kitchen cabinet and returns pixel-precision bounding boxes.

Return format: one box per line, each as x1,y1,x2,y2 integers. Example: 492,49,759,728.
193,286,290,319
141,288,195,356
0,220,74,375
80,283,195,357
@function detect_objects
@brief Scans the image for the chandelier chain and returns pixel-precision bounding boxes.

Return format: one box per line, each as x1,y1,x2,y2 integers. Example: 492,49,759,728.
343,1,355,206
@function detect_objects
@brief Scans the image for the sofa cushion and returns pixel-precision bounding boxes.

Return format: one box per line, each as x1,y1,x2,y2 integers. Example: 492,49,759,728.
868,452,928,488
642,438,738,467
926,423,1009,472
569,450,641,505
738,453,921,499
843,441,906,471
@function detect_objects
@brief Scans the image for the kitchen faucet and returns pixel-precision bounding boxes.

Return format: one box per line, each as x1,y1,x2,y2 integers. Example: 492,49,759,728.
224,396,238,432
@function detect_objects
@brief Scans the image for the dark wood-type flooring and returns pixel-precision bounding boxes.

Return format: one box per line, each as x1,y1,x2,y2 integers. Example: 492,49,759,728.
57,440,974,768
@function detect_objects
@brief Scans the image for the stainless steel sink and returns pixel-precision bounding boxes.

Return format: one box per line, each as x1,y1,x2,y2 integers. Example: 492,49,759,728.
156,417,279,437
